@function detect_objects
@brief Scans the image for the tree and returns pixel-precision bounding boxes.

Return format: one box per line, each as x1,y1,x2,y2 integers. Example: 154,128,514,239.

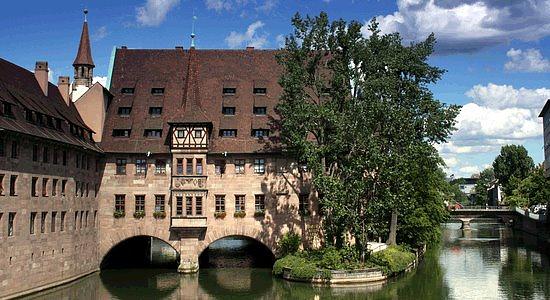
473,168,495,205
492,145,534,197
275,12,459,253
507,164,550,209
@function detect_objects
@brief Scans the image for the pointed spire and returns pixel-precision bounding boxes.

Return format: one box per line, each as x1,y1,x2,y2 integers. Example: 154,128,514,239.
73,9,95,67
190,13,197,48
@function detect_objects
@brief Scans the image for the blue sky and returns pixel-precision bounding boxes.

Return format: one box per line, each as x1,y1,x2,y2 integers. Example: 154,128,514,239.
1,0,549,177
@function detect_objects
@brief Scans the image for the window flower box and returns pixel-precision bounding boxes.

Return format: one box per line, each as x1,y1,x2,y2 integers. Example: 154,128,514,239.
153,211,166,219
234,211,246,218
133,211,145,219
214,211,226,219
254,210,265,218
113,211,125,218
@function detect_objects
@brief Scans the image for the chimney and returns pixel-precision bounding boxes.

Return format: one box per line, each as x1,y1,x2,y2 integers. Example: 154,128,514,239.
35,61,49,96
57,76,71,105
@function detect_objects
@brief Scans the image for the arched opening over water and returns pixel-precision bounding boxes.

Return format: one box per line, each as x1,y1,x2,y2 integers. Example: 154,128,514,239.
199,235,275,268
100,235,179,269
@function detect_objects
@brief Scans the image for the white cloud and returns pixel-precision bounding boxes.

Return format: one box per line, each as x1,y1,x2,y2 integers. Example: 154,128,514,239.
205,0,232,12
92,26,108,41
225,21,268,48
362,0,550,53
93,76,108,87
458,165,480,176
136,0,180,27
504,48,550,73
256,0,277,13
465,83,550,110
275,34,285,48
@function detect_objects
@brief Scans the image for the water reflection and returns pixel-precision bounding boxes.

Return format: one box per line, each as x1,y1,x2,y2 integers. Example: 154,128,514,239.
20,224,550,300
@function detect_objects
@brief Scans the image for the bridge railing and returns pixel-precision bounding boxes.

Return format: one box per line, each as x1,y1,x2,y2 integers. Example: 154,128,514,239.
455,206,511,211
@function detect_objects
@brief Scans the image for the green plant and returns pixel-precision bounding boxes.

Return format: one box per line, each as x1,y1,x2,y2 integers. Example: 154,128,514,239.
370,245,415,275
214,211,226,219
289,261,318,280
318,247,343,270
233,211,246,218
272,255,306,276
133,211,145,219
153,211,166,219
298,209,311,217
277,232,301,257
113,211,125,218
254,210,265,217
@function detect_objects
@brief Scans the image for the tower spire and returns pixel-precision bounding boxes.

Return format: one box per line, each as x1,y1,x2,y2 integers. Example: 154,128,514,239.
190,12,197,48
72,8,95,93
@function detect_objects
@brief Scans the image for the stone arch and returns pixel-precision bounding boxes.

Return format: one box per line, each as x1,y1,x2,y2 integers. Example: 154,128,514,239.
197,226,277,257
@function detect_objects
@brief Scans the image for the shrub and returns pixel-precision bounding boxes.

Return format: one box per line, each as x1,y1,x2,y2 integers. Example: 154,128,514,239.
214,211,226,219
277,232,301,257
153,211,166,219
233,211,246,218
272,255,306,276
318,247,343,270
370,245,415,275
133,211,145,219
113,211,125,218
290,261,318,280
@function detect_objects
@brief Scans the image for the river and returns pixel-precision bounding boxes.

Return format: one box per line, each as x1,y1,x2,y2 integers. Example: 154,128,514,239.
21,223,550,299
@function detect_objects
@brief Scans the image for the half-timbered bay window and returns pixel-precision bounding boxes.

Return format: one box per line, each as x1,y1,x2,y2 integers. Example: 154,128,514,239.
155,195,165,212
215,195,225,213
235,195,245,212
194,129,203,138
135,158,147,175
254,158,265,174
116,158,127,175
115,195,125,213
255,195,265,212
155,160,166,174
135,195,145,212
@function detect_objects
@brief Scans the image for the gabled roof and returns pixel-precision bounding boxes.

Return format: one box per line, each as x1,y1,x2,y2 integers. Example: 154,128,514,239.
73,21,95,67
539,99,550,118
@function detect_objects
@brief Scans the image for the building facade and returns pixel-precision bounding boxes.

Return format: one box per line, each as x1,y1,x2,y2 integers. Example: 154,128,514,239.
540,99,550,177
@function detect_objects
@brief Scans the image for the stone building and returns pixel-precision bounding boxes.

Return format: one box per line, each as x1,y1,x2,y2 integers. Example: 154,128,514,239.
0,12,319,298
540,99,550,177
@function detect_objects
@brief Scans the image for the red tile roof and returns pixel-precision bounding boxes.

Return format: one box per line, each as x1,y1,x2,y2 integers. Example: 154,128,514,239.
101,48,283,154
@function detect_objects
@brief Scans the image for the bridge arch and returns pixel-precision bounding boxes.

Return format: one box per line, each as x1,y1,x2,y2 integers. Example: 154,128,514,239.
101,234,180,269
197,226,277,256
99,226,178,261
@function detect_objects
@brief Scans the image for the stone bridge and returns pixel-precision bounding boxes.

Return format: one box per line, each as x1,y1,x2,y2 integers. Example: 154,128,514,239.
449,206,517,229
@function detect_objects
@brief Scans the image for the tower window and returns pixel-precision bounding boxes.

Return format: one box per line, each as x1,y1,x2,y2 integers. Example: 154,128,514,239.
149,107,162,116
151,88,165,95
118,107,132,116
222,107,235,115
219,129,237,137
120,88,134,94
144,129,162,138
253,87,267,95
112,129,131,137
223,87,236,95
253,106,267,115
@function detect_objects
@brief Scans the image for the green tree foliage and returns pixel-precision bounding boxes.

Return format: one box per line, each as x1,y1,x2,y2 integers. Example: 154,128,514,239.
275,12,459,253
507,164,550,209
493,145,534,196
473,168,496,205
277,232,302,257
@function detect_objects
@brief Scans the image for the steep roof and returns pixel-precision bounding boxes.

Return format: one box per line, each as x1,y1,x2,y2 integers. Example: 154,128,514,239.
0,57,101,152
539,99,550,118
73,21,95,67
101,47,283,154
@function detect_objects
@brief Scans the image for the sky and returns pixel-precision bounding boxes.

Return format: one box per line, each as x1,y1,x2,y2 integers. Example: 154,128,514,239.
0,0,549,178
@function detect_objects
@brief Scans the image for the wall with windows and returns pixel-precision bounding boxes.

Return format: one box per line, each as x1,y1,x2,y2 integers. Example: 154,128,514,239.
0,132,102,299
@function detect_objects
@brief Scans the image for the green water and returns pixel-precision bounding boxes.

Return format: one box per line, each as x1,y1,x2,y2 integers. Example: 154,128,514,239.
22,223,550,299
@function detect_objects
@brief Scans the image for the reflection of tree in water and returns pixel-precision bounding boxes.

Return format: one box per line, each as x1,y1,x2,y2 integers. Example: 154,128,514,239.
498,247,550,299
198,268,275,299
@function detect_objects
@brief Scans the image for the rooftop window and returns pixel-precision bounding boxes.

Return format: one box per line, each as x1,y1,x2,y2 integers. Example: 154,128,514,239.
2,102,13,118
149,107,162,116
223,87,236,95
151,88,165,95
253,106,267,115
118,107,132,116
120,88,135,95
222,107,235,115
144,129,162,138
253,87,267,95
220,129,237,137
25,109,34,122
112,129,131,137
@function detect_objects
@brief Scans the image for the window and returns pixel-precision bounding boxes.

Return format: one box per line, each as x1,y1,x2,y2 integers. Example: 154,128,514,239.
55,118,62,130
135,159,147,175
85,183,89,197
61,180,67,195
235,195,245,212
299,194,310,215
186,196,193,215
195,196,203,216
115,195,125,213
252,129,269,138
253,87,267,95
52,179,58,196
155,195,165,212
177,158,183,175
215,195,225,213
31,177,38,197
254,158,265,174
42,178,48,197
196,158,203,175
62,150,67,166
215,160,226,175
118,107,132,116
143,129,162,138
235,159,245,174
223,87,236,95
51,212,56,232
155,160,166,174
186,159,193,175
10,175,17,196
253,106,267,115
113,129,131,137
194,129,203,138
53,149,58,164
30,212,36,234
121,88,134,94
116,158,127,175
135,195,145,212
40,212,46,233
3,102,14,117
149,107,163,116
8,212,15,236
60,212,66,231
255,195,265,211
176,196,183,215
11,141,18,158
222,107,236,115
32,144,38,161
0,138,4,156
151,88,165,95
79,211,83,229
220,129,237,137
177,130,185,138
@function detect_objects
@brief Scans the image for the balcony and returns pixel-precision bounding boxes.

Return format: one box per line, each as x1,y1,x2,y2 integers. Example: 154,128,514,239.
172,175,207,190
171,216,207,228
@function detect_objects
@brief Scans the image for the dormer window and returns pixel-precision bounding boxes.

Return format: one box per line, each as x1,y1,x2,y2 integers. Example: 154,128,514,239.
220,129,237,137
121,88,134,95
151,88,165,95
47,116,54,128
252,129,269,138
25,109,34,122
144,129,162,138
149,107,162,116
253,87,267,95
2,102,13,117
253,106,267,115
223,87,236,95
118,107,132,116
55,118,62,130
222,107,235,115
112,129,131,137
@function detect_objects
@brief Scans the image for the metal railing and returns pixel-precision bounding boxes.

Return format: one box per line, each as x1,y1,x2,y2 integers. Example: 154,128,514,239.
454,206,512,211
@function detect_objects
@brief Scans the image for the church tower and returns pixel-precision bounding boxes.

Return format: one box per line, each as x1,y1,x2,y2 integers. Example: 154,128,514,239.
72,9,94,101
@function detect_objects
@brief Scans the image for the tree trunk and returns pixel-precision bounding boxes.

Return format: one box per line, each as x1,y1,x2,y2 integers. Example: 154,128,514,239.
386,209,397,245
